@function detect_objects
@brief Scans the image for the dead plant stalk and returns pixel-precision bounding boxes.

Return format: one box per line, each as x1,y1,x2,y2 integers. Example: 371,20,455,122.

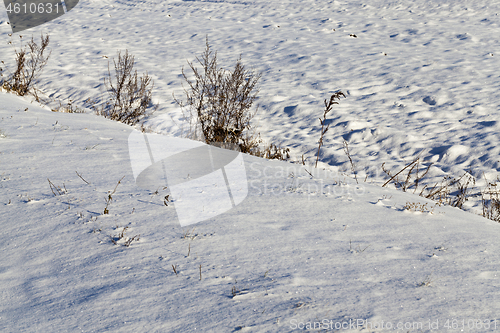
315,91,345,168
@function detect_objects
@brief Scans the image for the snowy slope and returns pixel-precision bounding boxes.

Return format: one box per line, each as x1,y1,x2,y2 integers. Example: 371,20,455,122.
1,92,500,332
1,0,500,331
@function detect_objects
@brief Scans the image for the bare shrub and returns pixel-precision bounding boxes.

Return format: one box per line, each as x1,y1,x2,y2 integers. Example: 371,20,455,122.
175,37,262,153
1,34,50,98
99,50,157,125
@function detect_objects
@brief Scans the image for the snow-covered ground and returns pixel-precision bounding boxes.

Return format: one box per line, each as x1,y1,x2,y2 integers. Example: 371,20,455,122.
1,0,500,332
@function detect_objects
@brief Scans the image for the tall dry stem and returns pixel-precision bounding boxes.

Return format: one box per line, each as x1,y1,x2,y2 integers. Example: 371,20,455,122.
315,91,345,168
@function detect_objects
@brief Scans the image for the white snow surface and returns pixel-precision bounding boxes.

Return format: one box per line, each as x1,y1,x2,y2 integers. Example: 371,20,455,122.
1,0,500,332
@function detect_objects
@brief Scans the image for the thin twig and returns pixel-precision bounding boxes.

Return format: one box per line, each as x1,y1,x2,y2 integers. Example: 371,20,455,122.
343,140,358,184
382,157,419,187
304,168,314,178
75,171,90,184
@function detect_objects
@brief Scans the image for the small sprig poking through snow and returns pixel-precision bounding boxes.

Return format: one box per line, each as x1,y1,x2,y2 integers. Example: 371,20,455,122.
417,274,433,287
109,226,140,247
19,193,34,203
124,235,140,247
349,239,370,253
231,281,241,298
47,178,67,196
435,245,448,252
403,202,435,213
181,227,197,240
293,301,308,309
109,235,117,245
103,175,125,215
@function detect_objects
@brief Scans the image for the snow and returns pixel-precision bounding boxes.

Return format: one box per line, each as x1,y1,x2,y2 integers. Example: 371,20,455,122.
1,0,500,332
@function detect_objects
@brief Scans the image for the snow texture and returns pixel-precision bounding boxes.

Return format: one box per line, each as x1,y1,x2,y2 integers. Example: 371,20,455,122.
1,0,500,332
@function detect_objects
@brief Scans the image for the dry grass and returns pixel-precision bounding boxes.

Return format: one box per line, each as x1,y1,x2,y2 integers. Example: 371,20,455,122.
482,177,500,222
231,285,241,298
252,143,290,161
403,201,436,214
51,99,85,113
382,157,432,192
109,226,140,247
47,178,67,196
382,159,477,210
182,227,197,240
